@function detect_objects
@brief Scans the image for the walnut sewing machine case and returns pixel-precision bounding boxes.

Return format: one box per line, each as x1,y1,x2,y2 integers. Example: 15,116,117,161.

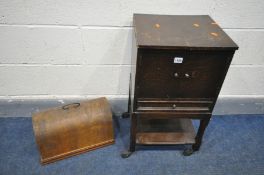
32,97,114,164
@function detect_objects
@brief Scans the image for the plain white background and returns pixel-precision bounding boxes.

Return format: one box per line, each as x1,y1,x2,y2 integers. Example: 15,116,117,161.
0,0,263,100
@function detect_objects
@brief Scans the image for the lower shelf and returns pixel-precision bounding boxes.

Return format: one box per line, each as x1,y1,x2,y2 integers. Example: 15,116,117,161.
136,118,196,145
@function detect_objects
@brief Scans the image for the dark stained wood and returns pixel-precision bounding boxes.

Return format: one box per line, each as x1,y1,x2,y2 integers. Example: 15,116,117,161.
136,118,195,144
137,98,213,112
122,74,132,118
136,112,212,119
137,49,235,99
137,106,210,112
32,97,114,164
192,118,210,151
134,14,238,50
129,113,137,152
122,14,238,157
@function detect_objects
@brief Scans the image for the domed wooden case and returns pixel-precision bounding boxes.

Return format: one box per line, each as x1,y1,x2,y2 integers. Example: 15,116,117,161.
32,97,114,164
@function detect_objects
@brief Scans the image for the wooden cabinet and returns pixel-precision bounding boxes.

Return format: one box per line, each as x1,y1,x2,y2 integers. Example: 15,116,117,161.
121,14,238,158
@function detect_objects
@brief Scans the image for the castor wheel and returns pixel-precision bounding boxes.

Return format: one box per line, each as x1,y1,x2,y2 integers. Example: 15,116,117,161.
121,150,133,158
183,148,194,156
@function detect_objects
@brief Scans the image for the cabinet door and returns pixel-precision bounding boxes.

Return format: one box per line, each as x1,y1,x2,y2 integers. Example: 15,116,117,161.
136,49,232,99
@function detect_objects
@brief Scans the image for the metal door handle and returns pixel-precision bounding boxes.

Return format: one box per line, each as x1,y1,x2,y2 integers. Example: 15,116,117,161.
174,72,179,78
185,73,190,78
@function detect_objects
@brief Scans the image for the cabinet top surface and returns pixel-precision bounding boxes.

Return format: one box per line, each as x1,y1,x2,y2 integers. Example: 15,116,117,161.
133,14,238,50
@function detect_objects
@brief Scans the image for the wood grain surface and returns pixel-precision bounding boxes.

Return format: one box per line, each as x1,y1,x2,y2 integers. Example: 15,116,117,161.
32,97,114,164
122,15,238,157
134,14,238,50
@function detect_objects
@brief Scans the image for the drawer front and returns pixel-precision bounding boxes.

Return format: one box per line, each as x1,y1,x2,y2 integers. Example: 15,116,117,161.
137,99,213,112
136,49,232,99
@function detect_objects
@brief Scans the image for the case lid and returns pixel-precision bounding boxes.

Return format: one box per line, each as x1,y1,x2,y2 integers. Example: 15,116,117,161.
32,97,114,164
133,14,238,50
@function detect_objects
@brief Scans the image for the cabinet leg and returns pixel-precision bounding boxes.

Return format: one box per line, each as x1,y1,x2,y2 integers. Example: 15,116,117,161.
129,114,137,152
183,145,194,156
121,113,137,158
192,118,210,151
122,74,131,118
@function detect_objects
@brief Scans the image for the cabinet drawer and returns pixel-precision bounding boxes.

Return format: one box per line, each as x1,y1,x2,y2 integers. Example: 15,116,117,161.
137,49,232,99
137,99,213,112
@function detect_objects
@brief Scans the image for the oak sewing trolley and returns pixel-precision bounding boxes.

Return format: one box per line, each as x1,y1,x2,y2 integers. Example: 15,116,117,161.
122,14,238,157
